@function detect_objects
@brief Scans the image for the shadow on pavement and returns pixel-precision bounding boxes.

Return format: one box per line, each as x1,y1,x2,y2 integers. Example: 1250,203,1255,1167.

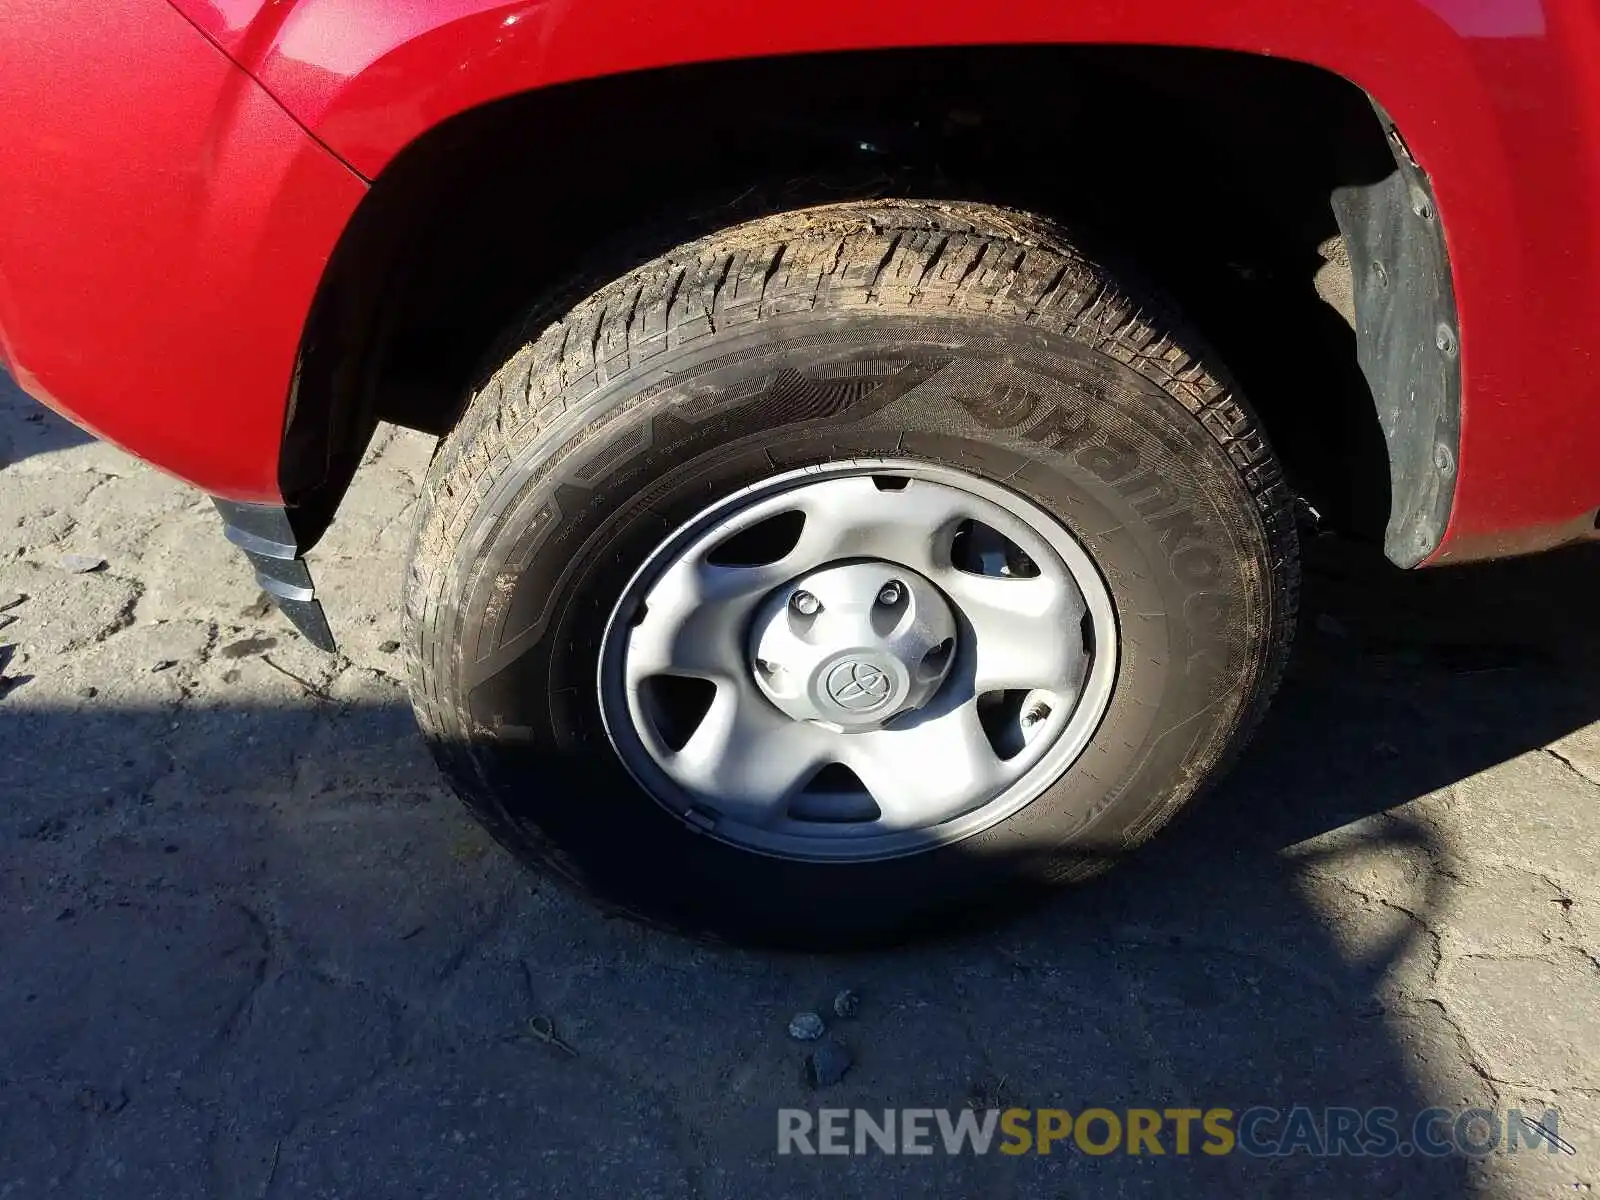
0,369,94,467
0,539,1595,1196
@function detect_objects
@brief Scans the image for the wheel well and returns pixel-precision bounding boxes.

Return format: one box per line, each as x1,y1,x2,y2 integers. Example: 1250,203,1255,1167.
283,45,1428,556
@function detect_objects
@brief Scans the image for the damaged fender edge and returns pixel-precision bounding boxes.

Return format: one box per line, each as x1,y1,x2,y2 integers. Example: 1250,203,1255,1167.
212,498,337,652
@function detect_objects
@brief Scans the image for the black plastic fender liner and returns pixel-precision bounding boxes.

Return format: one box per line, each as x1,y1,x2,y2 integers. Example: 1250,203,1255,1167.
212,499,337,652
1331,104,1462,569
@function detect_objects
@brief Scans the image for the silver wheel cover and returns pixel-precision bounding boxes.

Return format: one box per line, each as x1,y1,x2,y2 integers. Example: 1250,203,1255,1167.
598,460,1119,862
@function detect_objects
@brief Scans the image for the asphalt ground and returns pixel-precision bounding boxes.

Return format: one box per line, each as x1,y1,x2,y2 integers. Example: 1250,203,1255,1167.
2,371,1598,1197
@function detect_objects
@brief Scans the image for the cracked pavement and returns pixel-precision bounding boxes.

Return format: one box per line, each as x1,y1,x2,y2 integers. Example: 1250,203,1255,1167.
2,372,1599,1198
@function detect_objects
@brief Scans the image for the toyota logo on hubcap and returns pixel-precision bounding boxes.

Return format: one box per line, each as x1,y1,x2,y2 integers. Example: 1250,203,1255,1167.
825,659,894,712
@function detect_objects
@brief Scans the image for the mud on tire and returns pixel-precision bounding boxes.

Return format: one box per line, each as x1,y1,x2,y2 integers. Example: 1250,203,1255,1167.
403,200,1299,948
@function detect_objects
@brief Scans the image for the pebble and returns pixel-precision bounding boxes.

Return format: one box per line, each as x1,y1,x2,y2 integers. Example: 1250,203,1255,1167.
787,1012,825,1041
805,1040,853,1088
151,660,177,672
60,554,107,574
831,989,860,1019
378,640,401,653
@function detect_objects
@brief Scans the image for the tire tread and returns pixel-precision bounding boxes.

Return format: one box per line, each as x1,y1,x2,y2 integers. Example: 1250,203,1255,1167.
405,200,1300,914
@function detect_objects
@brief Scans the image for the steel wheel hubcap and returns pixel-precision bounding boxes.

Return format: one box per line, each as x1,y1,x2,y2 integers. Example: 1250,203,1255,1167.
598,460,1118,862
750,561,957,730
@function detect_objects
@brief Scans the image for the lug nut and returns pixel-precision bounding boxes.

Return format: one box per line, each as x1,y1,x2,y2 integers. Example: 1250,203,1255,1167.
877,582,903,606
790,590,821,616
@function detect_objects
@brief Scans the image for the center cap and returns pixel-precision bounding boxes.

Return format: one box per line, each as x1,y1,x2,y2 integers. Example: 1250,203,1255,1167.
748,560,958,730
825,658,895,712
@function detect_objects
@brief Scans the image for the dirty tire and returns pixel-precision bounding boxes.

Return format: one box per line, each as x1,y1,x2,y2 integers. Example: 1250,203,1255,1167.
404,200,1299,948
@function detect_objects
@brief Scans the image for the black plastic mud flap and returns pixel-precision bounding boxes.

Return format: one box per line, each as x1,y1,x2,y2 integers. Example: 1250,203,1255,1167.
1331,102,1461,568
211,499,337,652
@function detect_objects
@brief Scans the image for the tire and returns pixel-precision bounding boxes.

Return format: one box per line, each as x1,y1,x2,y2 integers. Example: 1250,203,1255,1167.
404,199,1298,948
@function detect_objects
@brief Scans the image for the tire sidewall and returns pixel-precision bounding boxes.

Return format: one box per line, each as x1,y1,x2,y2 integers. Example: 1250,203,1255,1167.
416,311,1277,944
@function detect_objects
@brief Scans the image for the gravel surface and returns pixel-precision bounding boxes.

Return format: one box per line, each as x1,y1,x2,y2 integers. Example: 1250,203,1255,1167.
2,372,1598,1198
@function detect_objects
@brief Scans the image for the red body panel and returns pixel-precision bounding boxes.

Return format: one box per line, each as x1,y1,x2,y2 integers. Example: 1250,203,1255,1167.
0,0,362,500
3,0,1597,553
